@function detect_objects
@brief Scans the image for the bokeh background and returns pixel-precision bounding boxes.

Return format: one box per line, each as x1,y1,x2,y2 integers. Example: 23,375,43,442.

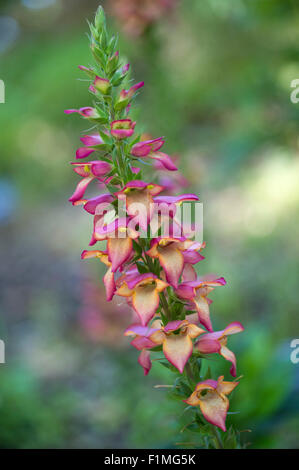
0,0,299,449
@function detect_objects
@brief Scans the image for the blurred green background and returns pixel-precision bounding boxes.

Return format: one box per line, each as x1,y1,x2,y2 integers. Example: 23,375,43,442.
0,0,299,449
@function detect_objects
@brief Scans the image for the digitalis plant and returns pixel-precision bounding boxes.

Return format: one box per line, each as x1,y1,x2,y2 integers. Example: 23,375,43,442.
66,6,244,449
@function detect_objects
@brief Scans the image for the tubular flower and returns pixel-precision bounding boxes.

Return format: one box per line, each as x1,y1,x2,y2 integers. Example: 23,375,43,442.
115,180,163,231
116,273,168,325
184,376,239,431
64,106,99,119
81,250,116,301
131,137,177,171
196,322,244,377
76,133,104,159
69,161,112,203
94,218,139,272
125,319,205,373
81,193,115,214
118,81,144,103
146,237,195,288
110,119,136,139
176,277,227,331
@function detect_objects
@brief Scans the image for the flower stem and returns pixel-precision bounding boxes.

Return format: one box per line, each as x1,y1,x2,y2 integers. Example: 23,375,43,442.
210,425,223,449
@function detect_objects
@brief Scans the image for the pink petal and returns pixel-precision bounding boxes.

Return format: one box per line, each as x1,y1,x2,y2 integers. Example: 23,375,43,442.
138,349,151,376
83,194,114,214
196,337,221,354
220,345,237,377
80,134,103,146
76,147,96,159
103,267,116,301
69,176,95,203
163,334,193,374
107,237,133,272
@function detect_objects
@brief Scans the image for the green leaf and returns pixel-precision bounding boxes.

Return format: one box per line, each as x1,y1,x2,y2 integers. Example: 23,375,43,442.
98,130,112,144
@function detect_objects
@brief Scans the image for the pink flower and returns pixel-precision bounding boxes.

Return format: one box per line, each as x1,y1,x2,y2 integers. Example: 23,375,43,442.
81,193,115,214
116,273,168,325
76,133,104,159
94,217,140,272
118,81,144,102
175,277,227,331
184,376,239,431
110,119,136,139
146,237,196,288
196,322,244,377
131,138,177,171
69,161,112,203
125,319,205,373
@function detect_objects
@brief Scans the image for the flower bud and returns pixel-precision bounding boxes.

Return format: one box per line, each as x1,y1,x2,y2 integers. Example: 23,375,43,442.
95,6,106,31
110,119,136,139
93,76,111,94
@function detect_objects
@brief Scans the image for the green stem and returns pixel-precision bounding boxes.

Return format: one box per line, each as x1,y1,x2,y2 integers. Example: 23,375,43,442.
160,291,171,321
210,425,223,449
185,362,195,387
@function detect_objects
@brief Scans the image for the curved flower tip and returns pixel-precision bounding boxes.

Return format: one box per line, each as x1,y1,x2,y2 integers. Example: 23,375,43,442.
116,273,168,325
122,63,130,74
150,152,178,171
184,376,239,431
175,277,227,331
81,250,116,301
69,175,95,204
81,249,106,261
196,322,244,377
111,119,136,139
131,137,177,171
131,137,165,157
138,349,152,375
